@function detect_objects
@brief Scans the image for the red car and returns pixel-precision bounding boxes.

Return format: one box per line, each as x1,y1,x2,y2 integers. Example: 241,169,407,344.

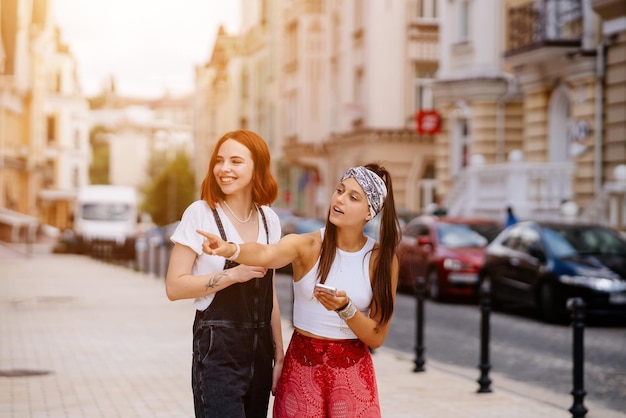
396,216,502,300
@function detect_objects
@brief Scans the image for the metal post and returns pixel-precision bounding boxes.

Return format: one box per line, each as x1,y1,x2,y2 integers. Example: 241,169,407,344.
567,297,588,418
477,280,492,393
413,276,426,372
413,275,426,372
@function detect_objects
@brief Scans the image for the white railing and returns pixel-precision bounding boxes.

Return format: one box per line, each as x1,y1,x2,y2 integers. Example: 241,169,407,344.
580,165,626,232
445,160,574,221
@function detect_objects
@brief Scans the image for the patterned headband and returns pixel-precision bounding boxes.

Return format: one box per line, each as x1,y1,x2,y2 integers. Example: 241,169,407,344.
341,166,388,218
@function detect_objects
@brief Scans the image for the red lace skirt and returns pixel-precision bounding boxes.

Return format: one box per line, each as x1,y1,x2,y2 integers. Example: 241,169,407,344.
273,331,381,418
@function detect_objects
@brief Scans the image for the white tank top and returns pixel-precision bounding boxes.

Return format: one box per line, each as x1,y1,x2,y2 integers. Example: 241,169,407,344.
293,229,375,339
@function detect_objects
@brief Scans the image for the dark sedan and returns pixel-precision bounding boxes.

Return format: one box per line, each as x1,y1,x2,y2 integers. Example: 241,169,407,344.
479,221,626,322
396,216,502,299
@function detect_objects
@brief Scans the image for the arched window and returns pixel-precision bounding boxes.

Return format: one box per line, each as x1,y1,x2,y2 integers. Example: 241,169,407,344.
548,86,571,162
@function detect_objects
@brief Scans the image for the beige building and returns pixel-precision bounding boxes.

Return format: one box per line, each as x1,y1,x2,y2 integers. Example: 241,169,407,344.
432,0,625,232
89,89,194,193
194,1,286,203
1,0,89,239
196,0,440,218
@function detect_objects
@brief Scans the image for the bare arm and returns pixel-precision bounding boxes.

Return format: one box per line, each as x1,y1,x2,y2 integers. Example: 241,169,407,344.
270,273,284,394
197,230,306,269
165,243,268,301
315,254,399,349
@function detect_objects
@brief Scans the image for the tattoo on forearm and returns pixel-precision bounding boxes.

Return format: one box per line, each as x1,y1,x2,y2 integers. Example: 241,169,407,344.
206,271,227,290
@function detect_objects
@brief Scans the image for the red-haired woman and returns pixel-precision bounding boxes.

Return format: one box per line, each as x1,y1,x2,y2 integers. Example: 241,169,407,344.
198,163,400,417
166,130,284,418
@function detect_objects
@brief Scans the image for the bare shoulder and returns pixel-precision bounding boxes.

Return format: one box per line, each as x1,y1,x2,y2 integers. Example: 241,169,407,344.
290,230,322,279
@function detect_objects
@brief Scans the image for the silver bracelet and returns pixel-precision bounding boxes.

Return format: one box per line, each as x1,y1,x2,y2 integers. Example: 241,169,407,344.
226,242,241,261
337,299,358,321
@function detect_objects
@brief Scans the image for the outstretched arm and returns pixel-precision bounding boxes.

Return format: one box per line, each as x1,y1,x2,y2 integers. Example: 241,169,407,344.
196,229,303,269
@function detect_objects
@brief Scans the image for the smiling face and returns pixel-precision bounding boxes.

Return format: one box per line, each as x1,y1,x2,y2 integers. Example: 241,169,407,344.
329,177,371,228
212,139,254,197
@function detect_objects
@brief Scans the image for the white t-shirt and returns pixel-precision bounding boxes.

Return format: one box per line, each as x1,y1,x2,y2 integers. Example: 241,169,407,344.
170,200,282,311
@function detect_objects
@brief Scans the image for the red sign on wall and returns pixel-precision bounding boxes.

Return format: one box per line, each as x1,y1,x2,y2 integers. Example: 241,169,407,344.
416,110,441,135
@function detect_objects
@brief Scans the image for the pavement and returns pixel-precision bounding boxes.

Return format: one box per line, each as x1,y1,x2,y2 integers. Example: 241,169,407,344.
1,239,624,418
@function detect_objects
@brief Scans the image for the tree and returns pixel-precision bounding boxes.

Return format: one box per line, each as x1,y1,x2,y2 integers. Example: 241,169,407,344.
141,151,196,226
89,125,110,184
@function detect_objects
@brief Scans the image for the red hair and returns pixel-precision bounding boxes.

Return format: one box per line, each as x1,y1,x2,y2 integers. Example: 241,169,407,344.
200,130,278,208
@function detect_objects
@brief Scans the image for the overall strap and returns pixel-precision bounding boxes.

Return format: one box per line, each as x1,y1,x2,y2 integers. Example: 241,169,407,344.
211,205,271,268
211,208,234,269
257,206,270,245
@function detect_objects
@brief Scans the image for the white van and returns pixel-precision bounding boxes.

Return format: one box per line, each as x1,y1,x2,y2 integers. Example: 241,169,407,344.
73,185,138,259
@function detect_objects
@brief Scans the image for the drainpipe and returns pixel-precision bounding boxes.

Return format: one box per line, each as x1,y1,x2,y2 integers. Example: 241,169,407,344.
496,74,518,164
594,41,605,194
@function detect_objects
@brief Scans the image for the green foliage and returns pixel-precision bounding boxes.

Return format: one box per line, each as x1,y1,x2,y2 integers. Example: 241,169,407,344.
89,125,110,184
141,151,196,226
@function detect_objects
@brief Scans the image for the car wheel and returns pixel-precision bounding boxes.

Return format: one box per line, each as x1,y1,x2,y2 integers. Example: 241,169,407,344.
427,268,440,301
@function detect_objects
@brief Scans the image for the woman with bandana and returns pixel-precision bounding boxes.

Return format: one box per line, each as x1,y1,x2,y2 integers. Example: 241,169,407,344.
197,163,400,417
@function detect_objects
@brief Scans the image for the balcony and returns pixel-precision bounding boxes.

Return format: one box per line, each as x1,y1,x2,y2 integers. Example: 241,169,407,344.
407,19,439,62
505,0,583,60
444,158,574,222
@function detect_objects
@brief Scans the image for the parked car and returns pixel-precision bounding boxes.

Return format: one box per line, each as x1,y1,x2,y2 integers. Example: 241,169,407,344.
363,208,418,241
478,221,626,322
396,215,502,298
281,216,325,236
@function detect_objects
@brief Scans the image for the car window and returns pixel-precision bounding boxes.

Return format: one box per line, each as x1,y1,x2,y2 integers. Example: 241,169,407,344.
403,223,429,238
501,225,537,253
543,228,577,257
551,226,626,255
516,227,542,255
436,223,488,248
470,223,501,243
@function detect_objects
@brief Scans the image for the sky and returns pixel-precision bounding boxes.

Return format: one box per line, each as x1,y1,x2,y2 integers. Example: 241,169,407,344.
52,0,241,99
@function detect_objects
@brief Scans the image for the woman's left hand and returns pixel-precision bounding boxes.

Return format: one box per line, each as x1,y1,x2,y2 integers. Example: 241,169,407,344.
314,289,349,312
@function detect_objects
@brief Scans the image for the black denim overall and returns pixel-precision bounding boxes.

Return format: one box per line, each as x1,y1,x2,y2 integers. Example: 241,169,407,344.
192,208,274,418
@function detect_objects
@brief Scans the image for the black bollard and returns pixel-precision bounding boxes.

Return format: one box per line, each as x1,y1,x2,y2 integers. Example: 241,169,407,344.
477,280,492,393
413,275,426,372
567,297,588,418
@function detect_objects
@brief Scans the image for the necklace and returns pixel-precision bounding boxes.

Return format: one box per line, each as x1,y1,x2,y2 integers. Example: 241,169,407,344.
222,200,255,223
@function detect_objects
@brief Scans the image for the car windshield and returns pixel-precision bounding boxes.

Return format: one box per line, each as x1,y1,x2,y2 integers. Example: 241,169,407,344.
436,223,488,248
546,225,626,256
82,203,131,221
542,228,577,258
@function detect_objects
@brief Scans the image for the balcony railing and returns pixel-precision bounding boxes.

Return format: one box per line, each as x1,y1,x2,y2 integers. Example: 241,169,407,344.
444,160,574,222
506,0,583,55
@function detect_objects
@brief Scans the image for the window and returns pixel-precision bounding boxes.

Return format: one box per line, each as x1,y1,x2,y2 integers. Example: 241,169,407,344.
414,64,437,110
74,130,81,150
418,0,437,19
46,116,56,143
458,0,471,42
354,0,363,29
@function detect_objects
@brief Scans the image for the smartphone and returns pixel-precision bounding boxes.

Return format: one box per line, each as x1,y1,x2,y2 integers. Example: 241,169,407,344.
314,283,337,296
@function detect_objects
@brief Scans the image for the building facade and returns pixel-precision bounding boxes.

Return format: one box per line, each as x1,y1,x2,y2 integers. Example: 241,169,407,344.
196,0,440,218
430,0,625,232
1,0,90,238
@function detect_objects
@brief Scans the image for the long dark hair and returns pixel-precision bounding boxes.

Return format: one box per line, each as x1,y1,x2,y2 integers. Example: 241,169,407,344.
317,163,400,330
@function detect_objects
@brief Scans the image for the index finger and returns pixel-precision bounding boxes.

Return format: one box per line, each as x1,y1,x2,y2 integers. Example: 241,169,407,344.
196,229,217,241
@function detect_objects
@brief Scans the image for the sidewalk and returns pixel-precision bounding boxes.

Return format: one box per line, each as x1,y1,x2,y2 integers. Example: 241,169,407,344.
1,250,623,417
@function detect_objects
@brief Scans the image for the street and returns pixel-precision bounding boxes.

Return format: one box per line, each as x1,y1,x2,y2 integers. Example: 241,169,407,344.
2,250,625,418
274,273,626,414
